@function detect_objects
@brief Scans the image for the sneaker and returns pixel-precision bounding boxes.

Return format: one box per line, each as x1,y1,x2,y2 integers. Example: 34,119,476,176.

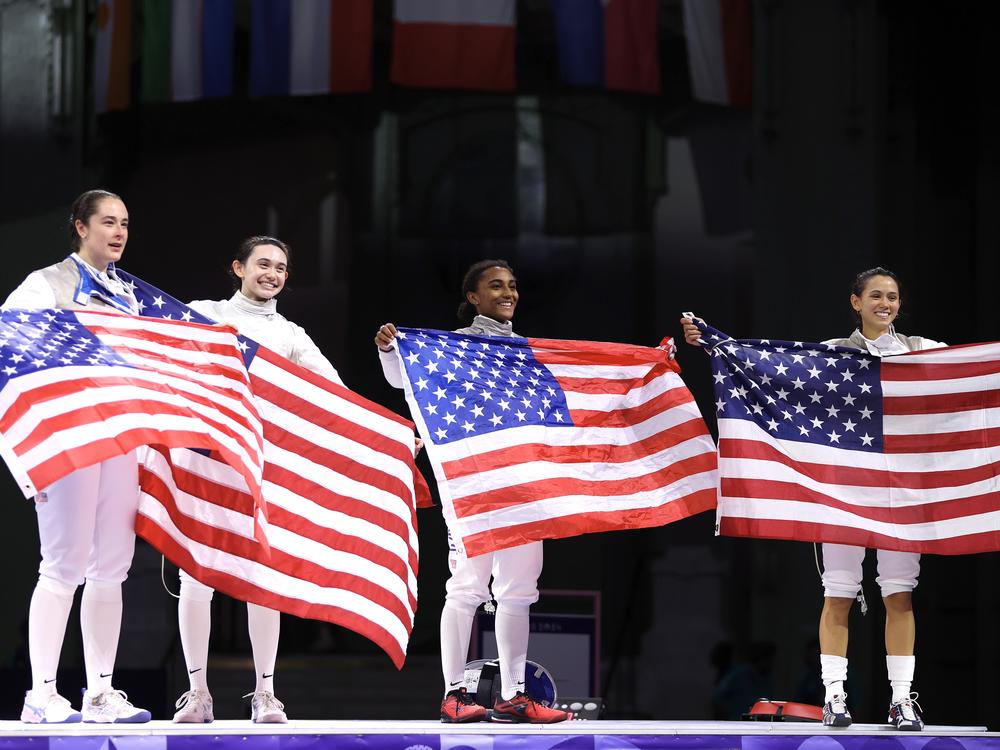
822,694,852,727
81,688,152,724
246,691,287,723
492,691,570,724
21,691,81,724
173,689,214,723
888,693,924,731
440,687,489,723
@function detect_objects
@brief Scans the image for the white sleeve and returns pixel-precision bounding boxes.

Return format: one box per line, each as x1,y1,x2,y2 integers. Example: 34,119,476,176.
379,347,404,389
2,272,57,311
290,324,344,386
914,336,947,351
187,299,223,322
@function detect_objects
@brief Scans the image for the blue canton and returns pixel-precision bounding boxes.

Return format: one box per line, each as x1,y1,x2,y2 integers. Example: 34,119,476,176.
698,321,884,451
116,271,260,369
0,309,132,389
395,327,571,445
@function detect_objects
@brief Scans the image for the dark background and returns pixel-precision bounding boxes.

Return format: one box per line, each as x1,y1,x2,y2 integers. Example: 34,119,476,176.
0,0,997,727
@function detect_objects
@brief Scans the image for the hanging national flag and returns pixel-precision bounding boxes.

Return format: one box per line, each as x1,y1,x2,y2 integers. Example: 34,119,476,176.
550,0,660,94
696,321,1000,554
391,0,516,91
119,274,426,668
391,328,718,556
250,0,373,97
141,0,235,102
94,0,132,113
681,0,752,108
0,308,265,544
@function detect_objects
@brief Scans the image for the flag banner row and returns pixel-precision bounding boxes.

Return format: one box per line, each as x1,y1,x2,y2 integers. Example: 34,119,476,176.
96,0,669,112
392,327,718,556
698,321,1000,554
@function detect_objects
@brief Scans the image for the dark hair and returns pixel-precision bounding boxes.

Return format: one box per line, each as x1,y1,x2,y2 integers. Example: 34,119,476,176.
229,235,291,290
850,266,902,326
457,259,515,321
69,189,123,249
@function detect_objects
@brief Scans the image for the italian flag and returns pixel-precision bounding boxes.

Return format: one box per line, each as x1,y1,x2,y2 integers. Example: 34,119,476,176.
141,0,235,102
682,0,752,108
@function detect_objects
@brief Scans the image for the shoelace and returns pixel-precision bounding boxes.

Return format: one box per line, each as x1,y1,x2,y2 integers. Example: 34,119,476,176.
455,690,478,706
175,690,207,710
828,694,848,712
503,691,540,708
105,690,135,708
35,693,74,714
87,689,137,715
895,693,922,720
243,691,285,712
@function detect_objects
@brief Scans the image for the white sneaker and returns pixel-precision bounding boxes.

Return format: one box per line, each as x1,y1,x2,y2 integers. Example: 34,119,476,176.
173,689,214,723
245,691,287,723
21,691,81,724
82,688,152,723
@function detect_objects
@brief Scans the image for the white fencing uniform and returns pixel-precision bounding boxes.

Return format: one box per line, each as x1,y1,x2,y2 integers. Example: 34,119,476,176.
177,290,342,698
3,254,140,697
380,314,543,698
819,327,945,598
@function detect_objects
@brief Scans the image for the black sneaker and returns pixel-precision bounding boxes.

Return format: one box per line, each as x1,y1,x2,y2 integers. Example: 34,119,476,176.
823,694,852,727
888,693,924,731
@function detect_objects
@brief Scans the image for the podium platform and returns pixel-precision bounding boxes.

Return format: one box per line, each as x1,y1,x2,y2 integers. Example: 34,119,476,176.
1,719,996,750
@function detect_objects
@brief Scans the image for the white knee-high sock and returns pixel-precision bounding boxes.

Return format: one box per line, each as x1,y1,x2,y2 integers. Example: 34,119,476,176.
247,603,279,694
821,654,849,702
886,655,915,703
440,601,476,695
178,596,212,691
81,580,122,694
495,604,530,700
28,581,75,696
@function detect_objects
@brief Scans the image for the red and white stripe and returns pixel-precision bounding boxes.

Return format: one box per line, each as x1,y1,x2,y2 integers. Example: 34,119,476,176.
681,0,752,108
718,341,1000,554
407,336,718,557
0,312,263,526
136,345,422,668
290,0,373,94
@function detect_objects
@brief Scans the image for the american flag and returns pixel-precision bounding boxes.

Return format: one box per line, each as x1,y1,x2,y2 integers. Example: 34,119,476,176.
392,327,718,556
117,273,425,668
698,321,1000,554
0,307,267,544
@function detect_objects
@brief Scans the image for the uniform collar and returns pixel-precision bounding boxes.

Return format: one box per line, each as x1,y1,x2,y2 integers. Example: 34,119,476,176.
852,325,906,356
229,290,278,317
470,314,515,337
69,252,136,313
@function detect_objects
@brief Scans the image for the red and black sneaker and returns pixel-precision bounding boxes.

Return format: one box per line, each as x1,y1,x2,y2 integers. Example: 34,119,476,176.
491,692,571,724
440,688,489,723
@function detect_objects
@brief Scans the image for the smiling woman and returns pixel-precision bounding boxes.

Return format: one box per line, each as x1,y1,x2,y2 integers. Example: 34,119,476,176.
175,235,344,725
849,267,901,341
229,238,289,302
679,265,945,733
375,259,571,726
